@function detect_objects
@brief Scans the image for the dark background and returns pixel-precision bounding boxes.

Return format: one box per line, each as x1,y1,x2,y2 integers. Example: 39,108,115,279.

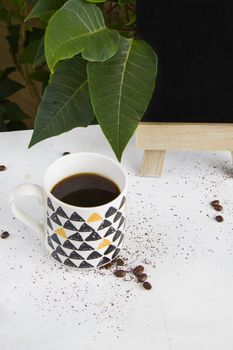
137,0,233,122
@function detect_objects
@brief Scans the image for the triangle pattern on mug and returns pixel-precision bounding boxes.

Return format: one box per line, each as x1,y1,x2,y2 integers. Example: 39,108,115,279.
119,196,126,209
112,248,120,260
47,236,54,250
56,245,68,257
47,197,55,211
50,213,62,226
64,258,78,268
69,251,84,260
87,251,102,260
79,261,94,268
56,207,68,218
87,213,103,222
97,256,111,267
63,240,77,250
98,220,112,230
104,226,116,237
104,245,116,255
70,212,84,222
113,230,122,242
55,227,67,239
98,239,111,250
113,211,122,223
118,234,124,247
79,223,93,232
51,233,61,245
63,220,78,231
51,251,62,263
105,207,117,218
47,217,53,231
78,242,94,251
69,232,83,242
118,217,125,229
85,231,102,242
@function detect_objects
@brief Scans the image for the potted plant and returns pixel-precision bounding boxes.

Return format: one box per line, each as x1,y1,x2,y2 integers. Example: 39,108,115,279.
26,0,157,161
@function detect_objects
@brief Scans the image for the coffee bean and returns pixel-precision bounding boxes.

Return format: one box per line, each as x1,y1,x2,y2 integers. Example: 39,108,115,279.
100,262,113,270
1,231,9,239
137,273,147,283
0,165,6,171
133,265,144,276
216,215,224,222
213,204,223,212
211,200,219,206
116,258,124,266
63,152,70,156
143,281,152,290
114,270,126,278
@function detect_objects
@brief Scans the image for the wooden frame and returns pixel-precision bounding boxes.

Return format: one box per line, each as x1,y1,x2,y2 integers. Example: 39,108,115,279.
136,122,233,177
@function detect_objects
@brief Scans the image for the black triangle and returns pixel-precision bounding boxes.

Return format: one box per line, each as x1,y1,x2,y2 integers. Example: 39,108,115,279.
56,207,68,218
64,258,78,268
119,196,126,209
51,233,61,245
50,213,62,226
47,236,54,250
47,217,53,230
97,256,111,267
112,248,120,260
104,226,116,237
113,230,122,242
63,240,77,250
69,251,84,260
113,211,122,223
79,261,94,268
117,234,124,247
56,245,68,257
87,251,102,260
98,220,112,230
79,223,93,232
104,245,116,255
78,242,94,251
47,198,55,211
105,206,117,218
69,232,83,242
85,231,102,241
70,212,84,222
63,220,77,231
118,216,125,229
51,251,62,263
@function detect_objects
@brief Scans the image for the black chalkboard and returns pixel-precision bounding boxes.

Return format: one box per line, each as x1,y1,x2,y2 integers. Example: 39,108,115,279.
137,0,233,123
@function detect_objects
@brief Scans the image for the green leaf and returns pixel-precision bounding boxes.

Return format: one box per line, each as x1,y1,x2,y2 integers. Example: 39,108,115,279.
29,55,94,147
7,25,20,55
88,37,157,161
45,0,120,72
28,69,50,84
26,0,68,22
33,36,46,66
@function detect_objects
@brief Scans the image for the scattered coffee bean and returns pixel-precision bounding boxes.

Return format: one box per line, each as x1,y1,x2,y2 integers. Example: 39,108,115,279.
114,270,126,278
133,265,144,276
216,215,224,222
213,204,223,212
143,281,152,290
0,165,6,171
63,152,70,156
211,200,219,206
1,231,9,239
137,273,147,283
100,262,114,269
116,258,124,266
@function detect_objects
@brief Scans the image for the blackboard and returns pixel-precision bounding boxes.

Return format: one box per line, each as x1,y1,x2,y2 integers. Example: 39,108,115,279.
137,0,233,123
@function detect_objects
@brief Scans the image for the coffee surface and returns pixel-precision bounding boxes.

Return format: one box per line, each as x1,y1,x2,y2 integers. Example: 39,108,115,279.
51,173,120,207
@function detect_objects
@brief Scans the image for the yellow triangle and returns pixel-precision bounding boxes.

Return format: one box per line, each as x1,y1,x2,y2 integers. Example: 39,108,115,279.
87,213,103,222
98,239,111,250
55,227,67,239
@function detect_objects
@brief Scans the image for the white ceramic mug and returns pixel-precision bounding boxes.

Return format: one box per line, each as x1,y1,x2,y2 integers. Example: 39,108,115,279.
10,153,127,268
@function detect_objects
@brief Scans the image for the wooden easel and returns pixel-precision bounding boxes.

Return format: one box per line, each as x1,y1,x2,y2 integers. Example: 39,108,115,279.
136,122,233,177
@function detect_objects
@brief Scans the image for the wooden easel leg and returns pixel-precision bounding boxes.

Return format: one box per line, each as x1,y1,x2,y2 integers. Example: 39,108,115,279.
140,150,166,177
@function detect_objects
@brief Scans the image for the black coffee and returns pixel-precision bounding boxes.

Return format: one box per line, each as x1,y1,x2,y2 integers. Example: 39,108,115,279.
51,173,120,207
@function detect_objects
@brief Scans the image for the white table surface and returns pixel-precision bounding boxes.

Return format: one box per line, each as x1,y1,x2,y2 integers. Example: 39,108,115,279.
1,126,233,350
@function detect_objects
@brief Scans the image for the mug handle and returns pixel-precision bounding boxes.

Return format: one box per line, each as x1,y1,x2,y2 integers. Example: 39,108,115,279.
9,184,45,236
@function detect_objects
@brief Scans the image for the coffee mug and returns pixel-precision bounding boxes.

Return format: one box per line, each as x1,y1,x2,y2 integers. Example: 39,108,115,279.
10,153,127,268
